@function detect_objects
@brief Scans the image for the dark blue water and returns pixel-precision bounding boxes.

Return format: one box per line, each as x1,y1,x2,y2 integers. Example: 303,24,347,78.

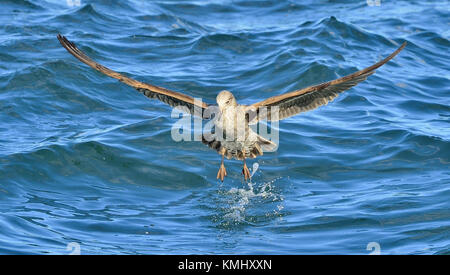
0,0,449,254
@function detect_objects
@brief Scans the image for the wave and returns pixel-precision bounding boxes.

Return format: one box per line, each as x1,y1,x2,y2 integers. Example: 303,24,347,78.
51,3,117,24
2,0,44,10
0,140,208,189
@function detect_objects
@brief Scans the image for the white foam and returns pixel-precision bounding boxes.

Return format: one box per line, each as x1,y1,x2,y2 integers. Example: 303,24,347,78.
221,177,284,224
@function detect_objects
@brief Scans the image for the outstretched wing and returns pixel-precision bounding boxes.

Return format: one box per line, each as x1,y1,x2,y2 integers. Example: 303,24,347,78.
57,34,210,117
247,42,406,122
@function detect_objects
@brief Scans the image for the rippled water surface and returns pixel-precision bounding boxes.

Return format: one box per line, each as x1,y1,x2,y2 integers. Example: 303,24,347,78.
0,0,449,254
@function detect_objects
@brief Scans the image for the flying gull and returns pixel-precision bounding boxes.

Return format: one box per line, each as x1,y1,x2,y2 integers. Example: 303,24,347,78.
57,34,406,181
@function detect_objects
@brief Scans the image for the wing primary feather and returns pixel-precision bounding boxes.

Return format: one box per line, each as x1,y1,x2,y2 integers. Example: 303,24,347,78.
57,34,209,113
248,42,406,122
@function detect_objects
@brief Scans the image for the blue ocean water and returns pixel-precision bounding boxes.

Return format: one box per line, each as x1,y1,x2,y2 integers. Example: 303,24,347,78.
0,0,449,255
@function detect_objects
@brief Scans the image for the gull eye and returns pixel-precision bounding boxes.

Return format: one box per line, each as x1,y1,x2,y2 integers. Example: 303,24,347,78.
225,100,230,104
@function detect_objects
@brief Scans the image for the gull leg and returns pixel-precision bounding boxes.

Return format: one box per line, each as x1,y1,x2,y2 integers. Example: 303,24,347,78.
216,154,227,182
242,149,251,181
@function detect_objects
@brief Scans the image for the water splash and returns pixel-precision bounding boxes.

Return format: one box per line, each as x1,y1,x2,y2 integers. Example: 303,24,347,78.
250,162,259,178
218,177,285,227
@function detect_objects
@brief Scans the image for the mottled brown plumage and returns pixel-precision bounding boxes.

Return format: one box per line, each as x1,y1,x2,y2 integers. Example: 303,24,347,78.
57,34,209,116
247,42,406,122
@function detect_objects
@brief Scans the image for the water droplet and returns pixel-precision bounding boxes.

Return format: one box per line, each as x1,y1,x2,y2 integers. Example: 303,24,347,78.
251,162,259,178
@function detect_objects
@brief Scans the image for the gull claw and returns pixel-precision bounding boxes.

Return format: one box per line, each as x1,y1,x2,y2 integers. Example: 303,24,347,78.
217,164,227,182
242,163,251,181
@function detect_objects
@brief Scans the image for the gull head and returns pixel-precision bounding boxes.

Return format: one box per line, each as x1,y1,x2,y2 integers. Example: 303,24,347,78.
216,90,237,110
